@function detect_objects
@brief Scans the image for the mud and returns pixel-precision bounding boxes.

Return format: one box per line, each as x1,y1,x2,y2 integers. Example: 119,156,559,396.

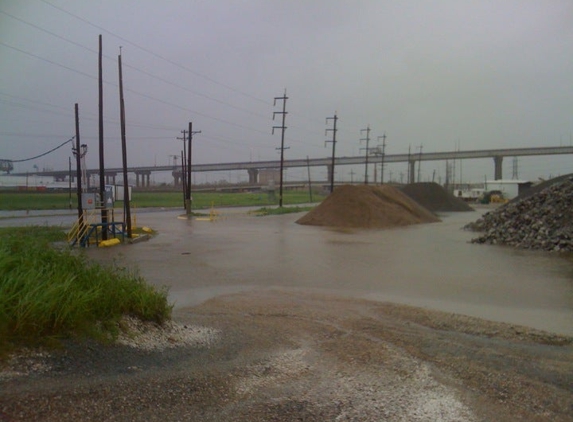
1,290,572,421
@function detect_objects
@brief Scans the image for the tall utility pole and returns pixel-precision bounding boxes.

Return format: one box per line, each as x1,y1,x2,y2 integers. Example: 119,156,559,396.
377,133,387,184
306,156,313,202
407,144,411,184
98,34,108,240
360,125,371,185
177,130,188,210
272,89,288,207
417,144,423,183
118,48,131,238
186,123,192,214
187,122,201,214
74,103,83,222
325,113,338,193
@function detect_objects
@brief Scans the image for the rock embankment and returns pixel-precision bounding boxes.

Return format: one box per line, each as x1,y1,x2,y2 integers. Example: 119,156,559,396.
465,176,573,252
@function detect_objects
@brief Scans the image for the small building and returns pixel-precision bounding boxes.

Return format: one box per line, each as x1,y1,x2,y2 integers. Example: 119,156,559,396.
484,180,533,200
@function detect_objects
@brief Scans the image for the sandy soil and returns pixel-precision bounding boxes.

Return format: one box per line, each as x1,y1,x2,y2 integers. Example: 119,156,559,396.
1,290,572,422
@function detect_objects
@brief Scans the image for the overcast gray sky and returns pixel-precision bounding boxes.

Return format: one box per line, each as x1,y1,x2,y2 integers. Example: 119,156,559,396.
1,0,572,183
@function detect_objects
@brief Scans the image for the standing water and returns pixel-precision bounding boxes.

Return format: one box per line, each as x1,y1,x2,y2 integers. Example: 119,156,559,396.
81,207,573,336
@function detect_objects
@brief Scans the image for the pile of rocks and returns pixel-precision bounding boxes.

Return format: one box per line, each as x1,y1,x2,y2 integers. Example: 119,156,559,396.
465,177,573,252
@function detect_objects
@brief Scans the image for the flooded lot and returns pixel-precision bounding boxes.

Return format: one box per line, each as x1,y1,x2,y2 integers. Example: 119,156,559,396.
73,207,573,336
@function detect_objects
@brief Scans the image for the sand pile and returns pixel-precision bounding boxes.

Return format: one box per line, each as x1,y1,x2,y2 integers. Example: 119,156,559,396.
296,184,440,228
400,182,474,212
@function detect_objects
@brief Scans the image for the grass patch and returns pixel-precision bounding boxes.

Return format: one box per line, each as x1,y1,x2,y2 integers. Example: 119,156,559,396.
0,226,171,355
0,190,325,211
250,206,314,216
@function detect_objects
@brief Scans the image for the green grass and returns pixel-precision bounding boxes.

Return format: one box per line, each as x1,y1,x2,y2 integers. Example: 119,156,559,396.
0,192,76,211
250,205,315,216
0,226,171,354
0,190,325,211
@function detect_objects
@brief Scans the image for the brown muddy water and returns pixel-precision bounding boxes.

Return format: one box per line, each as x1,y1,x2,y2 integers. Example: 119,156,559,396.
78,207,573,337
2,207,572,335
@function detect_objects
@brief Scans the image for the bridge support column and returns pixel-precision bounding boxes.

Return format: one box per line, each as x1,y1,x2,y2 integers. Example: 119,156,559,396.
247,168,259,184
172,171,181,186
326,164,333,185
135,171,151,187
105,172,117,185
408,160,416,184
493,156,503,180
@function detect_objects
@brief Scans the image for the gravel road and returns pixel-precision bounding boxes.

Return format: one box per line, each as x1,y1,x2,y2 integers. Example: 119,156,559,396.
1,290,572,421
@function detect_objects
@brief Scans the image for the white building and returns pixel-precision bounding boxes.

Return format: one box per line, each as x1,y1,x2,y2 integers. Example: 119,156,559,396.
484,180,533,200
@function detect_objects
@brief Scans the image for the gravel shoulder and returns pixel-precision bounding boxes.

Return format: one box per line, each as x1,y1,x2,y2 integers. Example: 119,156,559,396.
1,290,572,421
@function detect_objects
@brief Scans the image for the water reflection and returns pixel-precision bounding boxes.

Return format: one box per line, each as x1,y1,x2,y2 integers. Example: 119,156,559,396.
10,207,571,335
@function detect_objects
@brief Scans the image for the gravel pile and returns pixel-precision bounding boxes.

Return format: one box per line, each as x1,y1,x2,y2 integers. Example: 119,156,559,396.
116,316,220,351
465,176,573,251
401,182,474,212
296,184,440,228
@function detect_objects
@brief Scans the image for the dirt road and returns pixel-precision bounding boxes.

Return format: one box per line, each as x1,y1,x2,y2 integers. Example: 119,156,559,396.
2,290,572,421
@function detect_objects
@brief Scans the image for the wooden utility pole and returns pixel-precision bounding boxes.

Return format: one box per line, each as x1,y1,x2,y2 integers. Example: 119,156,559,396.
378,133,387,184
272,90,288,207
177,130,188,211
186,122,192,214
360,125,371,185
118,49,131,238
98,34,108,240
74,103,83,221
306,156,313,202
187,122,201,214
417,144,423,183
325,113,338,193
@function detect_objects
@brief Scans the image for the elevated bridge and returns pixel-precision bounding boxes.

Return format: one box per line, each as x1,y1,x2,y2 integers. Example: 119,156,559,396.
18,145,573,187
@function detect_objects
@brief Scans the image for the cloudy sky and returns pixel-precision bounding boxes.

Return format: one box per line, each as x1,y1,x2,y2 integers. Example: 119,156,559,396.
1,0,572,184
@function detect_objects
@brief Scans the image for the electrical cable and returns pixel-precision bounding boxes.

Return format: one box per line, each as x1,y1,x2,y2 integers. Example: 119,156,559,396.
39,0,272,106
9,136,75,162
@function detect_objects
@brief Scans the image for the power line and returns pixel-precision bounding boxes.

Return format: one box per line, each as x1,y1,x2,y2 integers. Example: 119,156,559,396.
0,42,273,137
1,9,274,122
39,0,272,107
8,136,75,162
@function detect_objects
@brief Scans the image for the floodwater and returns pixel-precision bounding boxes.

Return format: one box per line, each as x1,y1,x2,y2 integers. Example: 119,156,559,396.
3,207,573,335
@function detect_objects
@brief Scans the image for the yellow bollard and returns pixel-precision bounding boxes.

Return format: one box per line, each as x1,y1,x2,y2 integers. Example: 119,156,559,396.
99,238,121,247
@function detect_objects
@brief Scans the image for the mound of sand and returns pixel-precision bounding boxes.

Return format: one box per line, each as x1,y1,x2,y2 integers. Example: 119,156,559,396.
400,182,474,212
296,184,440,228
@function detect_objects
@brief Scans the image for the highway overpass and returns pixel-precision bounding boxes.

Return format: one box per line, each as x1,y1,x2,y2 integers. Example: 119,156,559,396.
16,145,573,187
